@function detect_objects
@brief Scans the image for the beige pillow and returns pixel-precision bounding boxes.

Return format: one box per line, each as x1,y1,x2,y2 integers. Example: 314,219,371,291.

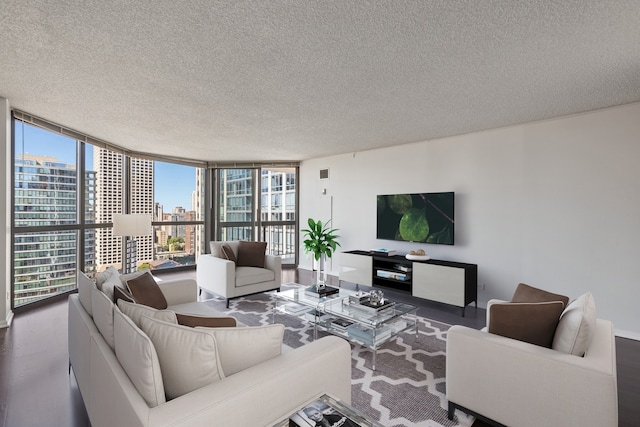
236,241,267,268
210,241,239,259
139,316,225,400
197,324,284,376
552,292,597,356
126,272,168,310
113,307,166,408
117,299,177,329
92,285,116,350
488,301,565,348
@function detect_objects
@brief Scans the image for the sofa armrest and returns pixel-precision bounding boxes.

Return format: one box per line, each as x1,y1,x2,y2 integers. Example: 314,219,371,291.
265,254,282,286
146,336,352,426
446,320,617,427
158,279,198,306
196,254,236,298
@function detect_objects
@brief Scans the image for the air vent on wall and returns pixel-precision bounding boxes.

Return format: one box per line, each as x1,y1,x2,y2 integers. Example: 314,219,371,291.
319,168,329,180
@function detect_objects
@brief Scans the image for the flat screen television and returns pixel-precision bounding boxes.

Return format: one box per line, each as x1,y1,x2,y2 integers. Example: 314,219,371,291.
376,192,455,244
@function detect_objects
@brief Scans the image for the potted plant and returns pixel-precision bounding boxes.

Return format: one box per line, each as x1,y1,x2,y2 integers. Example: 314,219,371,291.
301,218,340,287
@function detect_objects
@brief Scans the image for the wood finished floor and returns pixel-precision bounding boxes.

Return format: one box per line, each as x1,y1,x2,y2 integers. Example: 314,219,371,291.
0,268,637,427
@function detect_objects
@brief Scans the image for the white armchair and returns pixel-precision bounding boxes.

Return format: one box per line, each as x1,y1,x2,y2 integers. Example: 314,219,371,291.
446,314,618,426
196,241,281,307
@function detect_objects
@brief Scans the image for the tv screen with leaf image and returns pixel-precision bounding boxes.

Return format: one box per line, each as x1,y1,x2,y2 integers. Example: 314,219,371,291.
376,192,455,245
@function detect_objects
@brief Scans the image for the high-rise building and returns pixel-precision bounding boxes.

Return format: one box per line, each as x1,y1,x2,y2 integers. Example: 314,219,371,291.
13,154,96,306
94,149,153,271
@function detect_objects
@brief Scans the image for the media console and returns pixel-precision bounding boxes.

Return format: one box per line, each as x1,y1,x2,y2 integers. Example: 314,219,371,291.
339,250,477,316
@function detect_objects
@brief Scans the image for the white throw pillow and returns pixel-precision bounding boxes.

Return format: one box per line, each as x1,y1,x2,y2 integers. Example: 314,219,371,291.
92,286,115,350
197,324,284,376
95,266,119,287
139,316,225,400
101,274,122,302
117,299,177,329
552,292,597,356
77,272,96,317
113,308,166,408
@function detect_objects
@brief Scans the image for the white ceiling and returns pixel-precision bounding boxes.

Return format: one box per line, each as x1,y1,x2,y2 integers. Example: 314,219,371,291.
2,1,640,163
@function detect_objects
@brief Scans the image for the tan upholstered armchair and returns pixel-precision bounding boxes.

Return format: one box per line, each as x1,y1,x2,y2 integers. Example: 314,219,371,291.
196,241,281,307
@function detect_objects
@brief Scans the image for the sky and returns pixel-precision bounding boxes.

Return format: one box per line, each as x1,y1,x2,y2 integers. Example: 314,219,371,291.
15,122,196,212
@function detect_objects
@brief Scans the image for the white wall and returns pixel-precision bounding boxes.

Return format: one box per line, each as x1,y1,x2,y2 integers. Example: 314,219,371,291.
300,102,640,339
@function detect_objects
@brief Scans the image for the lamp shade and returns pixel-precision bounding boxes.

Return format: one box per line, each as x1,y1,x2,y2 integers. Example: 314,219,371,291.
112,214,152,236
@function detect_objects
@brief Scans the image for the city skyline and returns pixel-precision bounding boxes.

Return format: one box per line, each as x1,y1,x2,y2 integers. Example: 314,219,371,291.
15,122,197,212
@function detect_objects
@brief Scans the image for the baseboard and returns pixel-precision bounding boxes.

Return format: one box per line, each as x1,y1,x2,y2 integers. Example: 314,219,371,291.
615,328,640,341
0,310,14,328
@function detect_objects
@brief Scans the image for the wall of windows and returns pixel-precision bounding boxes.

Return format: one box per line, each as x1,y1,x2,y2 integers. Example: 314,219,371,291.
11,114,298,309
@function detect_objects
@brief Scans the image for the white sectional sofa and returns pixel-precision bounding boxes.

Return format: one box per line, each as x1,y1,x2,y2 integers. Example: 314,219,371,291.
69,270,352,427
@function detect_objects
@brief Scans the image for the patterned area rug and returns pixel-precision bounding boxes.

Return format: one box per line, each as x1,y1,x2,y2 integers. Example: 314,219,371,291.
202,284,474,427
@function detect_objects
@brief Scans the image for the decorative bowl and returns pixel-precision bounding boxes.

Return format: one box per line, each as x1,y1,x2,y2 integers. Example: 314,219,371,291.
405,254,430,261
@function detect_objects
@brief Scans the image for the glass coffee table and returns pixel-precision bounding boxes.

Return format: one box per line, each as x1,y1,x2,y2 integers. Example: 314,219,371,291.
273,285,418,370
271,393,384,427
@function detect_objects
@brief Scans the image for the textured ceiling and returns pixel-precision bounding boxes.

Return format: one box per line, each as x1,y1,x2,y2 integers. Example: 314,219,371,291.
1,1,640,162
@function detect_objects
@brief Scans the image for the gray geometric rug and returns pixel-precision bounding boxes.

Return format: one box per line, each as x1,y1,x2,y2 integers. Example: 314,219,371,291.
202,284,474,427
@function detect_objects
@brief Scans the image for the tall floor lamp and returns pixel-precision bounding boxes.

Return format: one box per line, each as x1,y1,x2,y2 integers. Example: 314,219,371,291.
112,214,152,274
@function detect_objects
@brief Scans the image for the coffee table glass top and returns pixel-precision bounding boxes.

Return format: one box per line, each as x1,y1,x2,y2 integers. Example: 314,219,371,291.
323,298,417,328
276,286,356,309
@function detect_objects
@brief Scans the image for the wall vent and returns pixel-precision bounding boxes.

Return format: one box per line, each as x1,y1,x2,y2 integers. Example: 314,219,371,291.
319,168,329,180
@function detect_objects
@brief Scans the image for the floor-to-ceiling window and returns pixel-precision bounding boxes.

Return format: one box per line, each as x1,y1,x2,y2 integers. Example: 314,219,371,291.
13,121,80,307
214,167,297,266
11,112,299,309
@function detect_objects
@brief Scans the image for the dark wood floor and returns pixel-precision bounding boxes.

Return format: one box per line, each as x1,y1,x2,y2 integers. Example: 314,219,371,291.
0,269,637,426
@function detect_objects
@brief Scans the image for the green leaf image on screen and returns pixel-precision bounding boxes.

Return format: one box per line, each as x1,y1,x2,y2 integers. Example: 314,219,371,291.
376,192,454,245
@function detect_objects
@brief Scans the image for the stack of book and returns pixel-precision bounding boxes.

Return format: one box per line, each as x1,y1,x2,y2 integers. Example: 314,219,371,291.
330,318,354,333
347,324,393,346
304,309,333,323
370,248,397,256
304,285,340,298
376,269,409,281
282,302,312,315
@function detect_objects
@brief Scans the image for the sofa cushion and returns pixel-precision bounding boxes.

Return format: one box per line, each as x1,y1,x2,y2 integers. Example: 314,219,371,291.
101,273,123,302
552,292,597,356
176,313,237,328
511,283,569,308
221,244,237,263
236,241,267,268
117,300,177,328
126,272,168,310
139,316,225,400
92,285,116,350
95,266,119,288
77,272,96,317
113,307,166,408
210,241,239,259
488,301,565,348
235,266,275,287
197,324,284,376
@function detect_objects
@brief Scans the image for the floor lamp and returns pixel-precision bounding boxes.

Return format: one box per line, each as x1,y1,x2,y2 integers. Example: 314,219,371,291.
112,214,152,274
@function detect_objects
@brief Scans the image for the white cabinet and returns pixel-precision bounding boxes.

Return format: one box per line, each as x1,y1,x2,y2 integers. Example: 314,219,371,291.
339,251,373,286
339,251,477,316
